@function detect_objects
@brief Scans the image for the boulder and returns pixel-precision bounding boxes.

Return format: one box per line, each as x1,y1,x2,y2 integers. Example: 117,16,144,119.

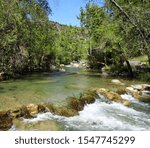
26,104,38,116
0,111,13,131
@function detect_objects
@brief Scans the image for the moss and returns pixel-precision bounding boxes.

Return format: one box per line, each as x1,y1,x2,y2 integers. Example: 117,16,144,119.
67,97,84,111
80,94,95,104
11,106,33,119
45,104,57,114
38,104,49,113
45,103,78,117
0,110,13,131
116,89,126,95
55,107,78,117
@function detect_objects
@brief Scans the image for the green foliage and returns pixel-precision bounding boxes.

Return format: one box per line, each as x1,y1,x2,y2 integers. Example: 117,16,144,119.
0,0,53,75
79,0,150,76
137,72,150,82
54,26,88,64
0,0,88,77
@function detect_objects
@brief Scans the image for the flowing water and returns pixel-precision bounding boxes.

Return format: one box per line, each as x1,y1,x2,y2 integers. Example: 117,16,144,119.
0,67,150,131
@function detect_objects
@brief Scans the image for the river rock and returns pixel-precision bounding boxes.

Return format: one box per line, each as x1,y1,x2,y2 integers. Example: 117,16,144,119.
71,62,80,68
26,104,38,116
131,84,143,91
26,104,49,116
96,88,130,106
126,84,150,102
142,84,150,91
96,88,122,102
10,104,48,119
11,106,32,119
139,91,150,102
0,111,13,131
111,79,125,85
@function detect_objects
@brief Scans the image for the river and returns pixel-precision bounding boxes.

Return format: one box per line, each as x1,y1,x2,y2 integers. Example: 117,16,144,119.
0,67,150,130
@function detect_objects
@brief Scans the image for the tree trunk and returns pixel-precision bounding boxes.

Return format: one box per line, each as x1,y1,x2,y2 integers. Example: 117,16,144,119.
125,60,134,78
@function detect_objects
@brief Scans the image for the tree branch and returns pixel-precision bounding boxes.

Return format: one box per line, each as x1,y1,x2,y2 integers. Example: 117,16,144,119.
110,0,149,58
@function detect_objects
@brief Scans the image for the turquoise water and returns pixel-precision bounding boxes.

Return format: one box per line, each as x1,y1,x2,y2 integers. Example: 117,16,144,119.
0,68,142,111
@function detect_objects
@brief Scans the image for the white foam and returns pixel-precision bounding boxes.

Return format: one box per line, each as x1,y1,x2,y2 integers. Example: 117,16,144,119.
121,94,136,101
22,99,150,131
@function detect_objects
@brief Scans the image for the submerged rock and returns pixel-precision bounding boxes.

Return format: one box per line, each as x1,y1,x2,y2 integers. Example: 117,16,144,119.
111,79,125,85
13,119,64,131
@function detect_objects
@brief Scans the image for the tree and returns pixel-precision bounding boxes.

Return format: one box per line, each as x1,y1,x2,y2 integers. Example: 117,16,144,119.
79,0,149,77
0,0,54,76
105,0,150,64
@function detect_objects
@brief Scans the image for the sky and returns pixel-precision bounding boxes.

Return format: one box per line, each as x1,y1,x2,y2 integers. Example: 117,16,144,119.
48,0,104,27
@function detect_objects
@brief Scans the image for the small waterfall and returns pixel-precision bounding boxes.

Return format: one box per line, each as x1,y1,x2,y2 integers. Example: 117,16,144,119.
19,94,150,131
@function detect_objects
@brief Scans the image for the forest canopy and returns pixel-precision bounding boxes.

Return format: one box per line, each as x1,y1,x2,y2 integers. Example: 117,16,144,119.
0,0,149,80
